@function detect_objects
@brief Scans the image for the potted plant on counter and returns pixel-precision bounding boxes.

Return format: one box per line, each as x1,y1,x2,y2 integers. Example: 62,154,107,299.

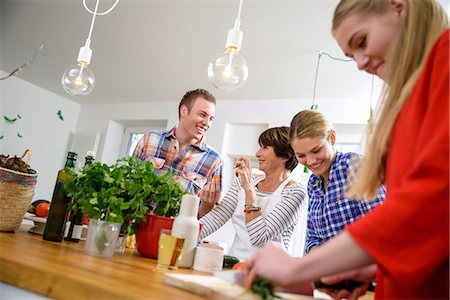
64,156,185,257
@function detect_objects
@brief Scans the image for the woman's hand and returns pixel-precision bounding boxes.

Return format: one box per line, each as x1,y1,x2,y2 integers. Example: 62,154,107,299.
234,156,251,189
245,242,298,289
318,264,377,300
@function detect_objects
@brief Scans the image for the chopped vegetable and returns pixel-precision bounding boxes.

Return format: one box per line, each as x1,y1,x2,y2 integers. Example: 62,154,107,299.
251,276,281,300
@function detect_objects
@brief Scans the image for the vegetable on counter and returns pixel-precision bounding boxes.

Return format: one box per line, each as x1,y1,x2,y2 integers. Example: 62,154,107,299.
228,260,281,300
27,199,50,216
0,153,36,174
251,276,281,300
223,255,240,269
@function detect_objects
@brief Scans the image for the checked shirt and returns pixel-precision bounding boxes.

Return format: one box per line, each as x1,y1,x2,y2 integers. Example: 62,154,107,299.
305,152,385,253
133,127,222,195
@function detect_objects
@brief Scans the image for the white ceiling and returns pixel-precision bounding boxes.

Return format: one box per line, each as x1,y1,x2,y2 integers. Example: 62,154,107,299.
1,0,447,105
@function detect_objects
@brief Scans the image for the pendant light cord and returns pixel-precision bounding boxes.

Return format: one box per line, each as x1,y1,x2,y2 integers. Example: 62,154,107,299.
86,0,100,41
83,0,120,41
83,0,120,16
311,51,353,110
233,0,244,29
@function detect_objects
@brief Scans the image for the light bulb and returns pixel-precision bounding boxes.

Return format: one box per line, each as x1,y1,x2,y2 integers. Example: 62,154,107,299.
208,48,248,92
61,63,95,96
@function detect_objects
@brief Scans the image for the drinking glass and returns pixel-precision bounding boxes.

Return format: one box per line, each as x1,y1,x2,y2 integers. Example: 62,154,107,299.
157,229,185,270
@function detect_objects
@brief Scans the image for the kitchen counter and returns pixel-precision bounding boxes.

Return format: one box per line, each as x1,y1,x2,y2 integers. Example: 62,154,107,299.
0,226,374,300
0,226,206,300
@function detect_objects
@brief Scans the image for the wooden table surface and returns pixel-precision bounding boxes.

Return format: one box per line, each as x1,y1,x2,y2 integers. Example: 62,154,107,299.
0,226,206,300
0,226,375,300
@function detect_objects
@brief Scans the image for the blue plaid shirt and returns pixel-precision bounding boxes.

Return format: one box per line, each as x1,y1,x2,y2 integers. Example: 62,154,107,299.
133,127,222,195
305,152,385,253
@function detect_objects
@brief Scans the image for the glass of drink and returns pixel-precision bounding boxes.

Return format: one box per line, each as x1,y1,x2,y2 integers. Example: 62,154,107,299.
157,229,185,270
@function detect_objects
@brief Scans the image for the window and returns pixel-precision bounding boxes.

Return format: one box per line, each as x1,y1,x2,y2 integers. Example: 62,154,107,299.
119,121,167,158
125,133,144,157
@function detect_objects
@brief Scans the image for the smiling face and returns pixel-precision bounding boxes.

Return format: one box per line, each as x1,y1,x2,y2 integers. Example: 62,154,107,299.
255,145,287,174
179,97,215,142
290,133,337,180
333,0,406,79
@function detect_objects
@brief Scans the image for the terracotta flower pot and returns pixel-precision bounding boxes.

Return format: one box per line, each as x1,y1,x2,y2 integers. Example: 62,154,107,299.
135,214,174,258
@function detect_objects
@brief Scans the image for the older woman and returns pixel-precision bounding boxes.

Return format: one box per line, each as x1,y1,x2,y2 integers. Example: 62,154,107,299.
199,126,307,260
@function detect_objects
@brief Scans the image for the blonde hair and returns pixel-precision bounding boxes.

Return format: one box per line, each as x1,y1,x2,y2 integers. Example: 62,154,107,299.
332,0,448,198
289,110,334,141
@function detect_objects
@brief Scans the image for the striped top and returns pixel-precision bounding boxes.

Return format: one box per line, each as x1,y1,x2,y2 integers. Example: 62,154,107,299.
200,175,307,252
133,127,222,194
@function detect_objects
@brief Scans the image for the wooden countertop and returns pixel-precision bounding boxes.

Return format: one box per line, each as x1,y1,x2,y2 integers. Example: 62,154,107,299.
0,226,206,300
0,226,375,300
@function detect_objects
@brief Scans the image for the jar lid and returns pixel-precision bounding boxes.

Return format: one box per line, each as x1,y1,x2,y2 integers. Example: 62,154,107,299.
86,150,96,158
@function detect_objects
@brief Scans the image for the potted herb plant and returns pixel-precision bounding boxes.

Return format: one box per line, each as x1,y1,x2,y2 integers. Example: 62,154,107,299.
64,156,185,257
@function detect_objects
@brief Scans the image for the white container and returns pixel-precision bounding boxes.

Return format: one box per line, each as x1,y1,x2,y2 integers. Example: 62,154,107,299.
172,194,200,268
193,244,224,273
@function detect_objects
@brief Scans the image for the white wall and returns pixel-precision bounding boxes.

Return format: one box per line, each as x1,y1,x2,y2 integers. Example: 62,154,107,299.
74,95,375,251
0,71,80,200
1,71,379,253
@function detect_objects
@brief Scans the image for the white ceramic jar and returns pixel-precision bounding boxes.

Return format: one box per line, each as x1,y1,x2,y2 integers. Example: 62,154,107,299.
172,194,200,268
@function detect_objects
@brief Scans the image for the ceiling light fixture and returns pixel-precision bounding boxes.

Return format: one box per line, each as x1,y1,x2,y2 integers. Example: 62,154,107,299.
208,0,248,92
62,0,119,96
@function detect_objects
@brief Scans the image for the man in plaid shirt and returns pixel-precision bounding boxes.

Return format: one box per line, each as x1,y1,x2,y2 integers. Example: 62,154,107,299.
133,89,222,217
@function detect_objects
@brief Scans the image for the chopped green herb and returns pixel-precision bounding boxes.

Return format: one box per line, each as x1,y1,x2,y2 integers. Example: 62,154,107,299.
0,135,3,140
17,114,22,119
251,276,281,300
17,132,23,138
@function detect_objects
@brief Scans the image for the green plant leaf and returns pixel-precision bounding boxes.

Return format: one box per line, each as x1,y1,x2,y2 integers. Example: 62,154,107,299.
64,156,186,236
95,228,108,253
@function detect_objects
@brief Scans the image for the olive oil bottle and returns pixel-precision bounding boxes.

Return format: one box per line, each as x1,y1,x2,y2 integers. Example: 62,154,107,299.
43,152,77,242
64,151,95,242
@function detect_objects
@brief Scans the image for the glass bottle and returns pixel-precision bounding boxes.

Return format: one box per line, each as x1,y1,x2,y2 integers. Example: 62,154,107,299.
171,194,200,268
43,151,78,242
64,151,95,242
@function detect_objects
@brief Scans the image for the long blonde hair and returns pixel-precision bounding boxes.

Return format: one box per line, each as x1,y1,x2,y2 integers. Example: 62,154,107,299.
332,0,448,198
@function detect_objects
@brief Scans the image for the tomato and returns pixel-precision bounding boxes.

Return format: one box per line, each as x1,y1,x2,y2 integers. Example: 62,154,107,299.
35,203,50,217
83,214,89,225
232,261,247,271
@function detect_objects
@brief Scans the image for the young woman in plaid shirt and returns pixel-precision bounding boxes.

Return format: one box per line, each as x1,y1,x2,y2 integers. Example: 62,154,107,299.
289,109,385,254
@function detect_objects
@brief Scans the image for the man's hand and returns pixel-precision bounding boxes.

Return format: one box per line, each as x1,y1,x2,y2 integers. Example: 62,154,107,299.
198,175,221,217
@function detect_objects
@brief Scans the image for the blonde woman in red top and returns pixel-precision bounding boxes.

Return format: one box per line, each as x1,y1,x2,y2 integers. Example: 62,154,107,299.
245,0,449,299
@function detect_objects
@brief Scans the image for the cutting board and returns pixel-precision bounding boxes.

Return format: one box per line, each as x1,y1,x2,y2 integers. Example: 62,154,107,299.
164,273,314,300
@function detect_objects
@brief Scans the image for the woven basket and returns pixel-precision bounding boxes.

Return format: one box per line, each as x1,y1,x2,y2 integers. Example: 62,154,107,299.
0,149,38,232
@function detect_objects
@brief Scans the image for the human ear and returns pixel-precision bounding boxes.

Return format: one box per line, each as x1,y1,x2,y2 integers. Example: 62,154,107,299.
328,131,337,145
388,0,407,17
180,105,188,117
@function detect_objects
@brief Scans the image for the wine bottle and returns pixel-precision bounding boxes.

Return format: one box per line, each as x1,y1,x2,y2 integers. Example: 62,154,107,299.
64,151,95,242
172,194,200,268
43,152,77,242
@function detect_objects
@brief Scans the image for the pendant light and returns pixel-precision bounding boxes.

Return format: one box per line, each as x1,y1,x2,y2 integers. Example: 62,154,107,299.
61,0,119,96
208,0,248,92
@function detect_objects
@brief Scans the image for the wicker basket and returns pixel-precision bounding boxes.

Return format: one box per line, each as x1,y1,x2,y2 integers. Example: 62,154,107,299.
0,150,38,232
